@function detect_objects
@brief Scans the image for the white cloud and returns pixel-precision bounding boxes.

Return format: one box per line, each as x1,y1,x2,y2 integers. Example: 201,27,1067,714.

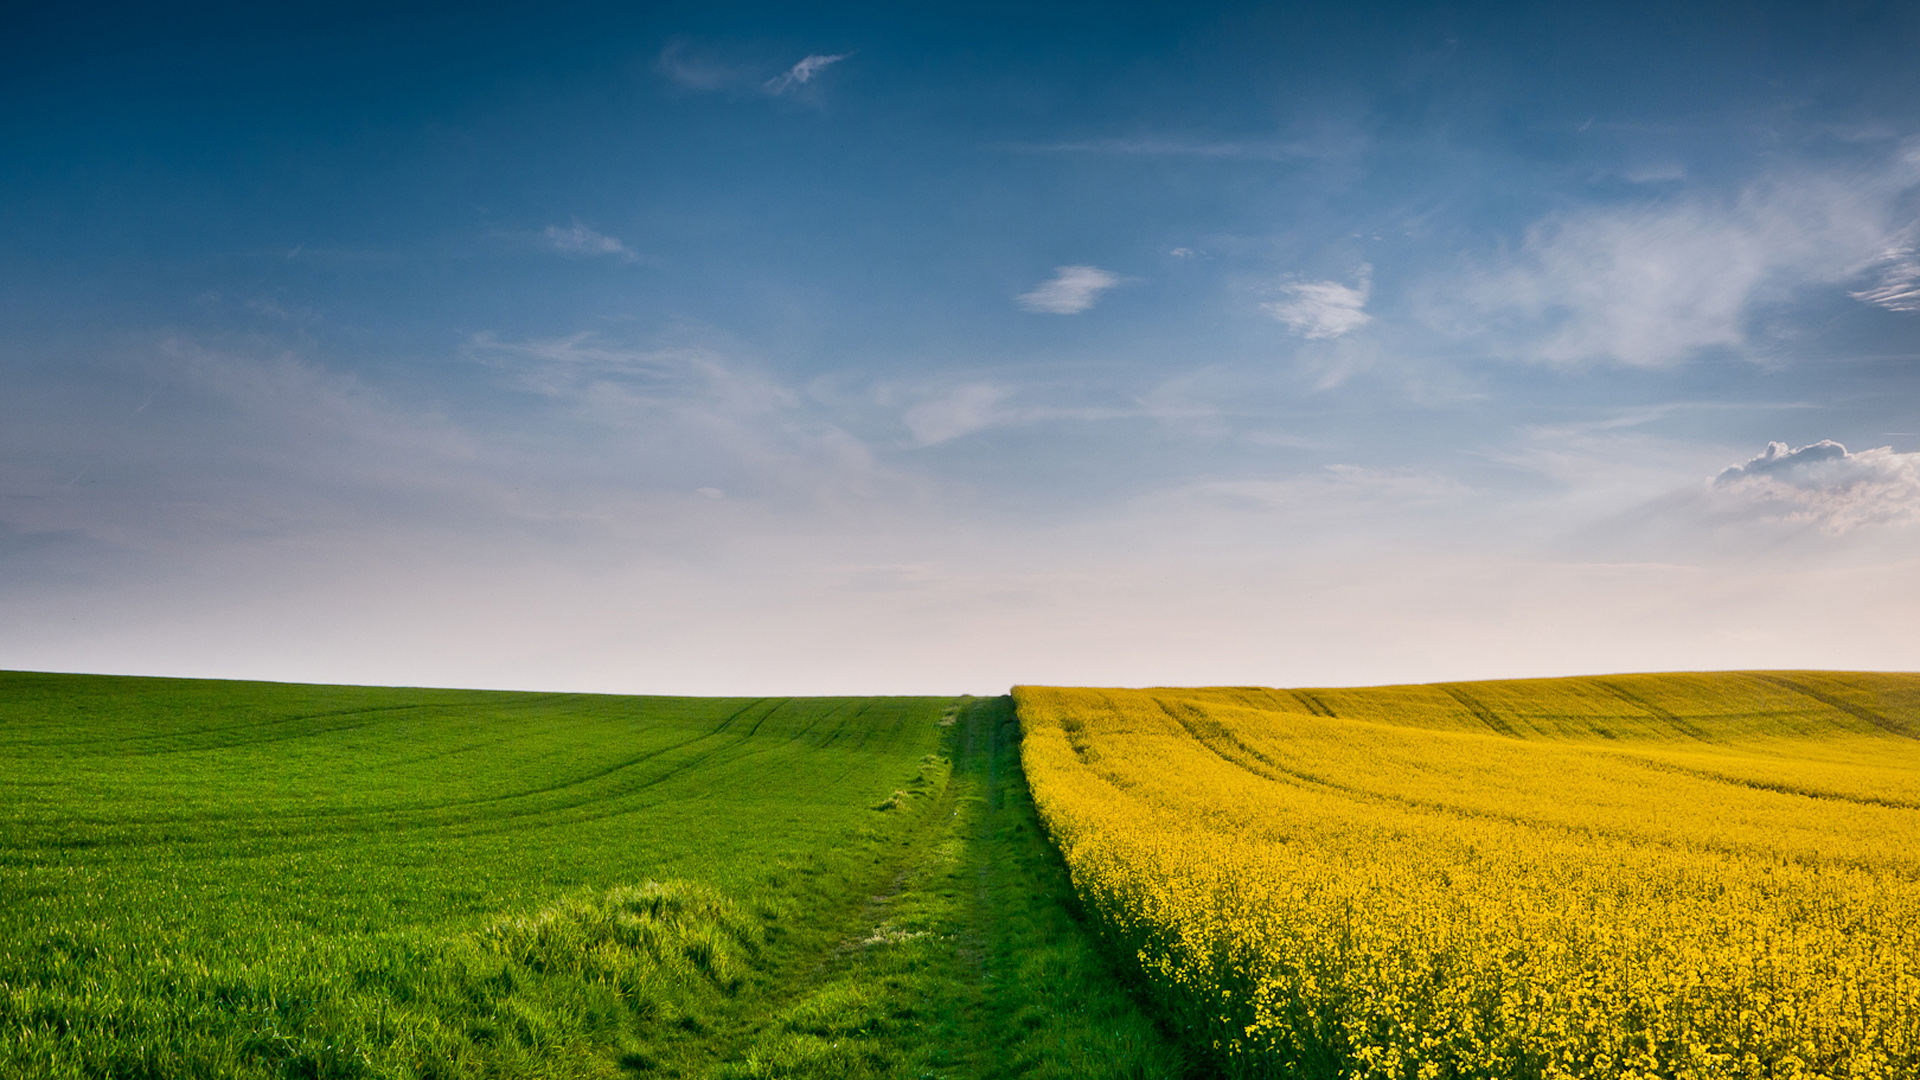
1264,266,1372,338
1193,464,1469,511
469,332,801,434
996,131,1367,163
1852,247,1920,311
1003,138,1303,159
1710,440,1920,533
0,338,495,562
1623,162,1687,184
655,38,735,91
543,223,634,260
764,53,851,95
902,383,1011,446
465,332,923,513
655,43,851,98
1426,163,1919,367
1017,265,1121,314
874,370,1227,448
14,338,1920,695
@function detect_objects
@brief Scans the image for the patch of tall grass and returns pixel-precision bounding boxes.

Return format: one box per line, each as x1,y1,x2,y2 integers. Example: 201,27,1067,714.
4,879,768,1078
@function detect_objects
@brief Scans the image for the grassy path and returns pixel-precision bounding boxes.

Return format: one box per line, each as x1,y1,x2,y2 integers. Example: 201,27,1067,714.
705,695,1193,1079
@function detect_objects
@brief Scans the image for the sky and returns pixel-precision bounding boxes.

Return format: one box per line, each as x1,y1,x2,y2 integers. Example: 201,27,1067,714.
3,0,1919,695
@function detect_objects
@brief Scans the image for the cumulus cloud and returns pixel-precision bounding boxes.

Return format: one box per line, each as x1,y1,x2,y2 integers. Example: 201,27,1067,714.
1264,266,1373,338
1426,163,1919,366
1710,440,1920,533
543,223,634,260
1017,265,1121,314
764,53,851,94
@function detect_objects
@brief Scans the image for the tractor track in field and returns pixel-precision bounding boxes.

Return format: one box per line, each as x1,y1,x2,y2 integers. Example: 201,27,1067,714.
0,697,919,859
1124,696,1920,876
1588,678,1719,741
1,695,573,754
1594,751,1920,810
1749,673,1920,739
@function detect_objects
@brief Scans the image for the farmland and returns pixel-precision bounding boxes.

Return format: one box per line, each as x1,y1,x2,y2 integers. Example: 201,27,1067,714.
13,666,1920,1079
0,672,1182,1078
1018,672,1920,1080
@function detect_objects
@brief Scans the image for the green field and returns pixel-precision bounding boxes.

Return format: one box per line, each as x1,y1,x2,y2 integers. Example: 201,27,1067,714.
0,673,1184,1079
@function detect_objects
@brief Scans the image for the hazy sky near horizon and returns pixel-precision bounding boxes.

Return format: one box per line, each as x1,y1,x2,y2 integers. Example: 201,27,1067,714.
4,1,1920,694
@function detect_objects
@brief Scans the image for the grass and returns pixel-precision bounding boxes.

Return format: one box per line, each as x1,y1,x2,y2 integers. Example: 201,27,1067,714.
0,672,1188,1078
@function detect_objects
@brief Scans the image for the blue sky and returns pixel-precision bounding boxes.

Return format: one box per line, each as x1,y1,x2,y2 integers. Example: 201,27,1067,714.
3,1,1919,693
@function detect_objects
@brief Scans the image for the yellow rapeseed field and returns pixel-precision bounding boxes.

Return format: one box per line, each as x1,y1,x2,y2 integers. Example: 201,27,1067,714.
1016,672,1920,1080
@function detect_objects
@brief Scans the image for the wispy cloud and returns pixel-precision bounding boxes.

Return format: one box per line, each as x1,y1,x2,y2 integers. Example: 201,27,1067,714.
543,223,635,260
464,331,916,510
902,383,1011,446
469,332,785,416
1425,160,1919,366
764,53,851,95
655,38,736,92
1194,465,1470,510
1000,138,1308,160
0,337,490,563
1709,440,1920,533
1264,266,1372,338
879,372,1224,448
1622,162,1687,184
655,42,852,99
1017,265,1121,314
1853,247,1920,311
995,130,1366,162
